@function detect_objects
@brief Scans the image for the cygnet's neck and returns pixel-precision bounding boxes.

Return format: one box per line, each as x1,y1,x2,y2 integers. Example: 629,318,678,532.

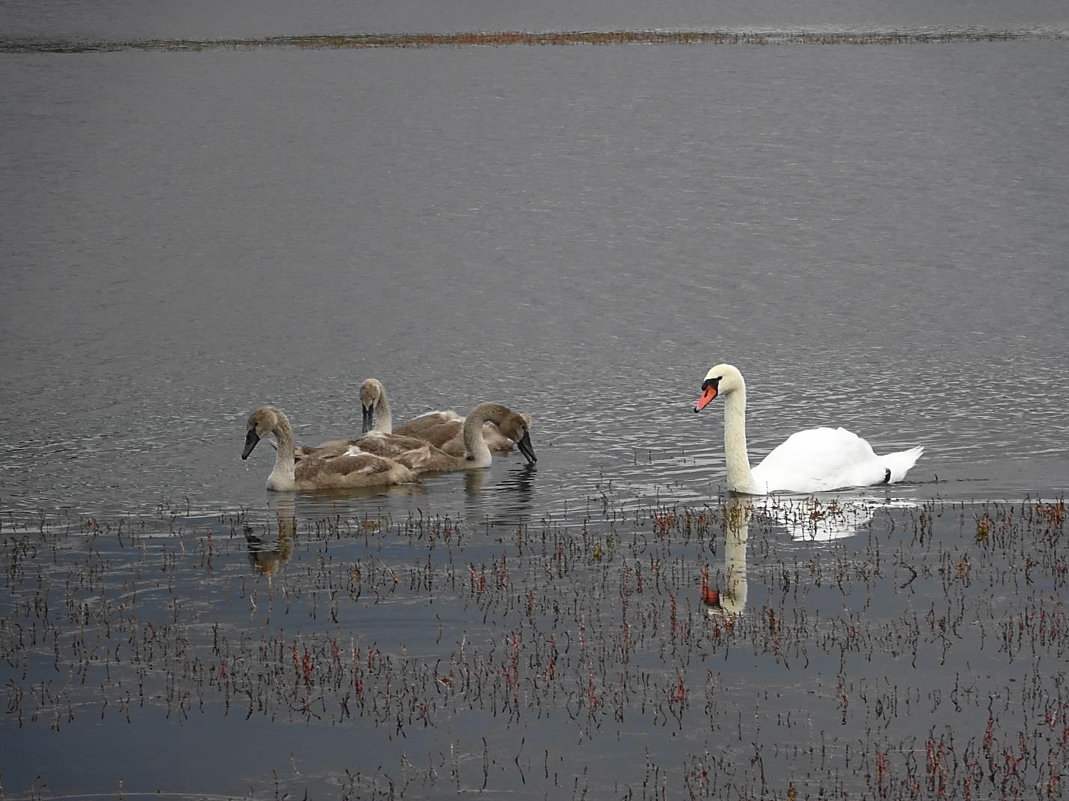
373,393,393,433
268,416,297,490
722,388,755,493
461,404,500,468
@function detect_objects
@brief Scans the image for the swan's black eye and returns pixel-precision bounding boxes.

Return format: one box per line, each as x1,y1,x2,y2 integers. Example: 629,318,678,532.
702,377,721,391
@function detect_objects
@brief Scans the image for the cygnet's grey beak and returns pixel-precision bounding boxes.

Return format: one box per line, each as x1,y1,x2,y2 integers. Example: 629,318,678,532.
242,429,261,460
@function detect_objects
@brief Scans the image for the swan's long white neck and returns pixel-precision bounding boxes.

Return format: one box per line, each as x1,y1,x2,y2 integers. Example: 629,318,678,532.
723,387,755,493
268,417,297,490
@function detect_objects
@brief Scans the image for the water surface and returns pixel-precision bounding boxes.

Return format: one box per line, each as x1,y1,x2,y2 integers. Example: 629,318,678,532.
1,8,1067,798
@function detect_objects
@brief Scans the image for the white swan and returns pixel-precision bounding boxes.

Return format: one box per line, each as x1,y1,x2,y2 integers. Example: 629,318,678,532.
693,364,923,494
242,406,417,491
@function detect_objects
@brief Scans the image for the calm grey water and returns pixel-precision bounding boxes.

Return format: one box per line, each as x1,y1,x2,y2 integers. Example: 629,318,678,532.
1,4,1068,798
3,38,1067,520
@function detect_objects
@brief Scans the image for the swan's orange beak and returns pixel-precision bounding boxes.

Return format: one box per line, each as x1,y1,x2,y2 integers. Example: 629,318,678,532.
694,385,718,412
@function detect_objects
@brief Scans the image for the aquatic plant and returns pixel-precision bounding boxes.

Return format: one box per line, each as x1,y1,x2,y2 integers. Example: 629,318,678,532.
0,495,1064,797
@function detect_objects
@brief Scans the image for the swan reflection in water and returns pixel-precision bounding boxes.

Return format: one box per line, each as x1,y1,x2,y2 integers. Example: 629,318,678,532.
484,462,538,498
465,462,538,527
702,495,919,616
702,498,751,617
758,495,919,542
244,495,297,577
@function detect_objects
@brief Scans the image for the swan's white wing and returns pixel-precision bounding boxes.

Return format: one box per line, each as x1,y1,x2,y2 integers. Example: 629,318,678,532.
752,427,888,493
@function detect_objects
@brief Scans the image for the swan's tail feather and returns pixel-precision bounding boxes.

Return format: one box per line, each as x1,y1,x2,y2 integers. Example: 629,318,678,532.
884,446,924,483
